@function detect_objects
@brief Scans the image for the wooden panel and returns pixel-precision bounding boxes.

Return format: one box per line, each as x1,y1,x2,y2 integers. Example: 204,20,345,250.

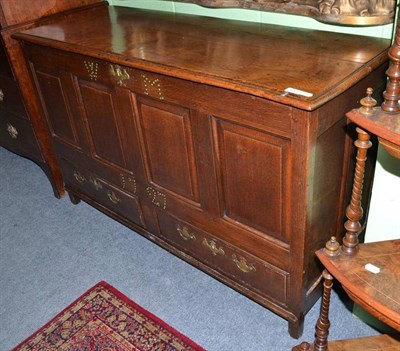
0,0,104,27
215,119,289,241
137,97,199,203
34,70,79,145
78,80,127,167
76,80,146,177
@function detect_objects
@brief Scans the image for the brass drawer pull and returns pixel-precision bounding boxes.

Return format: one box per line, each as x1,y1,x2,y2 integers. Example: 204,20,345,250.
203,238,225,256
89,175,103,190
108,191,121,205
73,170,86,184
0,89,4,102
232,255,256,273
6,123,18,139
110,64,130,86
177,224,196,241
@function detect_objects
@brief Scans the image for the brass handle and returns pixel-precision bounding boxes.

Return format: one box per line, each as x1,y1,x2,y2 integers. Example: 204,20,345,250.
232,255,256,273
89,175,103,190
177,225,196,241
108,191,120,205
203,238,225,256
0,89,4,102
110,64,130,86
6,123,18,139
73,170,86,184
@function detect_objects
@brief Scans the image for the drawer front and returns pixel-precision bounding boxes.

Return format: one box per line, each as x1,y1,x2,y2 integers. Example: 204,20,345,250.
60,158,145,228
0,110,42,161
156,211,288,306
0,75,28,118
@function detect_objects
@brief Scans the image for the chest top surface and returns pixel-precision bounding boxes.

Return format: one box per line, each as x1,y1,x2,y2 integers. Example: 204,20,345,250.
14,5,390,110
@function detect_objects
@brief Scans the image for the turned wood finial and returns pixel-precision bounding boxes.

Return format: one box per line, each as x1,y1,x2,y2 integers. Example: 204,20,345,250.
324,236,340,257
382,11,400,112
342,128,372,255
292,342,311,351
299,342,311,350
359,87,377,115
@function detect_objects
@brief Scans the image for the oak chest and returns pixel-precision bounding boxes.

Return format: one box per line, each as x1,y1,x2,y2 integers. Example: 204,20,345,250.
14,5,390,337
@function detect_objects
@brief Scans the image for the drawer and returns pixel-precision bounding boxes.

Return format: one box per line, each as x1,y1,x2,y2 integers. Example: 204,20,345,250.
0,110,42,161
0,75,28,118
157,211,288,306
60,158,145,228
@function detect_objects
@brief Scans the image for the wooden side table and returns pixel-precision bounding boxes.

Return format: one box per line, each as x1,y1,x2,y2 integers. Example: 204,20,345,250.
293,12,400,351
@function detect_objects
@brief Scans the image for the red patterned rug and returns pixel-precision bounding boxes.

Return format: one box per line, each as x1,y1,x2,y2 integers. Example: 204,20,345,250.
13,281,206,351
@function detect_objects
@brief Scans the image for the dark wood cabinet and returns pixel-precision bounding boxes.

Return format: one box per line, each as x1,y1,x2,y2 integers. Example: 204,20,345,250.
0,0,106,197
14,5,391,337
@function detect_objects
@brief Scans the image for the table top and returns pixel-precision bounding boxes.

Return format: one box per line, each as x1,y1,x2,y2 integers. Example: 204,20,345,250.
317,240,400,332
347,106,400,158
13,5,390,110
347,108,400,146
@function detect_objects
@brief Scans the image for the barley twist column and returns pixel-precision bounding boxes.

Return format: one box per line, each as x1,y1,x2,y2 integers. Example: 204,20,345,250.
342,127,372,255
312,270,334,351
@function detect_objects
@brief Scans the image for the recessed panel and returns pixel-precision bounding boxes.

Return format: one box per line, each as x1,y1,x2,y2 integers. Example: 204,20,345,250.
216,120,289,240
79,81,126,167
35,71,78,145
138,99,199,202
